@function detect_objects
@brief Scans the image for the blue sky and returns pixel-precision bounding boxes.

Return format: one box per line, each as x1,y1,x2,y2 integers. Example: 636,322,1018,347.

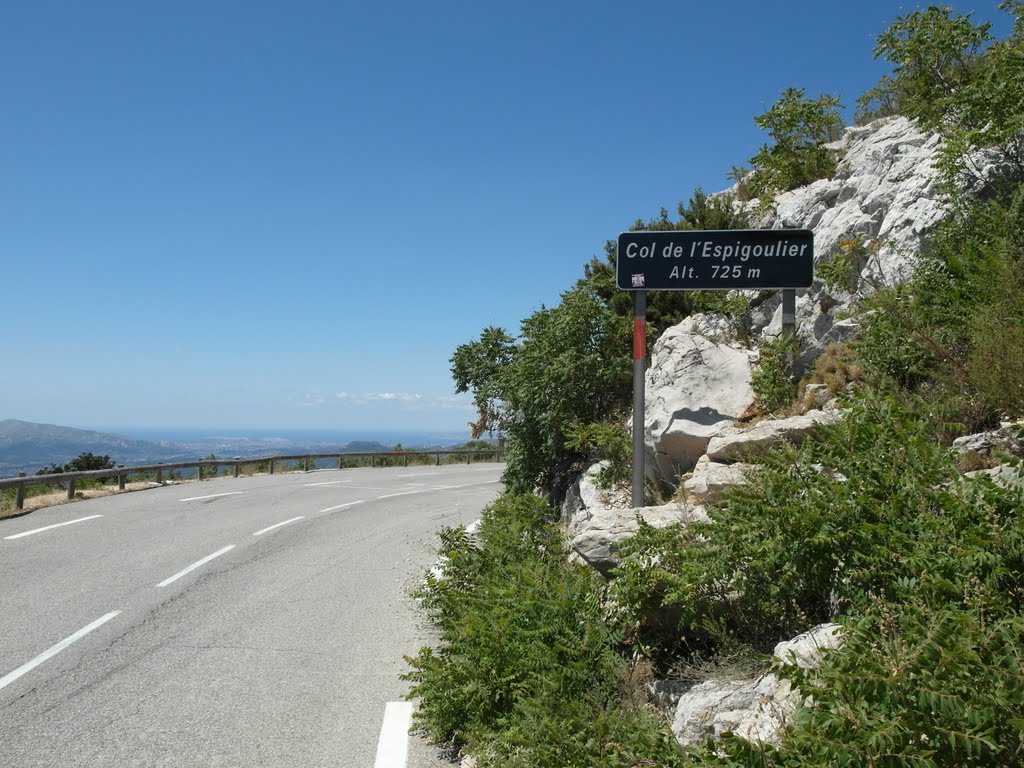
1,1,1011,432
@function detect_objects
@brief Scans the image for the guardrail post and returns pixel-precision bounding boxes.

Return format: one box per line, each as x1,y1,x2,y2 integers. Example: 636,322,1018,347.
157,468,163,484
67,480,75,501
16,473,26,510
466,452,471,465
117,466,126,491
268,460,275,475
435,452,440,466
304,458,310,472
404,454,409,467
197,464,203,481
234,458,240,478
337,455,343,469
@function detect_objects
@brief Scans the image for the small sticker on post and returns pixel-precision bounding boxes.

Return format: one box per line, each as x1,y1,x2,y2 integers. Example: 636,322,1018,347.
631,274,646,288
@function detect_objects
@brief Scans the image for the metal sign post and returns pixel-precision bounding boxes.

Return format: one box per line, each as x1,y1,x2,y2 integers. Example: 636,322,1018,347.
617,229,814,508
632,290,646,508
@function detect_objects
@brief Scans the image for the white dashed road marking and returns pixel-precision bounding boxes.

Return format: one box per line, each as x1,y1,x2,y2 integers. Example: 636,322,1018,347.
252,517,305,536
0,612,121,692
179,492,244,502
319,500,365,514
3,514,103,540
156,545,236,587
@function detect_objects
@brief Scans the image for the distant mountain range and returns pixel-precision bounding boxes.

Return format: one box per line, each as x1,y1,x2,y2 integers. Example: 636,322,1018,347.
0,419,410,476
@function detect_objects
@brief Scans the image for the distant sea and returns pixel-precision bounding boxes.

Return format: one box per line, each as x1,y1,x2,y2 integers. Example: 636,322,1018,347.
102,427,475,450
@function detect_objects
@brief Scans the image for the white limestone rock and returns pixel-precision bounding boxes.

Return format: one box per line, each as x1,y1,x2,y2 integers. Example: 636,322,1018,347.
952,421,1024,458
672,623,843,748
643,324,755,487
672,674,799,748
704,407,838,464
561,462,629,540
965,464,1024,491
682,456,755,504
749,117,950,372
568,501,709,577
773,623,844,670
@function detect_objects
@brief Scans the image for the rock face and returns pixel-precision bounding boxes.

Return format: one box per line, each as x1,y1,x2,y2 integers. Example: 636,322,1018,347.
952,421,1024,459
749,117,955,369
640,117,956,491
562,463,708,576
672,624,843,748
644,317,757,484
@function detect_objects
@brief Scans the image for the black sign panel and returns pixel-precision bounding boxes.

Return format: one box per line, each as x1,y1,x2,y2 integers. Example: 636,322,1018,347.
617,229,814,290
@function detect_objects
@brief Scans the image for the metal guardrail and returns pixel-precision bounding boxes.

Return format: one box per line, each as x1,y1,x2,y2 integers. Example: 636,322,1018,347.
0,449,505,511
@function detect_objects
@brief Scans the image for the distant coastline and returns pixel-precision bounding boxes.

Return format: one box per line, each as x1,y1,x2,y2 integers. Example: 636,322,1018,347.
98,427,474,448
0,419,481,477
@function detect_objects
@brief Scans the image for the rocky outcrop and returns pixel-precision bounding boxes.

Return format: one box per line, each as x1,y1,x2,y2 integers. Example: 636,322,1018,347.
562,463,707,575
682,457,754,504
643,317,757,485
704,406,838,463
671,623,843,748
640,118,957,491
952,421,1024,459
569,501,709,576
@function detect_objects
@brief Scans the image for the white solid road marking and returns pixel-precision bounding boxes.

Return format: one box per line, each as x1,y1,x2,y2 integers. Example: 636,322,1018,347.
395,472,440,478
374,701,413,768
319,500,365,513
252,516,305,536
3,514,104,540
0,611,121,692
303,480,351,487
179,492,244,502
156,545,236,587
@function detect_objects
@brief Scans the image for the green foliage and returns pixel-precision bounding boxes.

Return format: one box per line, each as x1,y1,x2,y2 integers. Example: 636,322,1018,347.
37,451,116,476
748,602,1024,767
450,326,516,439
564,420,631,489
857,189,1024,431
404,494,685,767
747,87,844,199
612,395,1024,656
872,5,993,129
751,338,797,415
452,285,632,502
864,1,1024,185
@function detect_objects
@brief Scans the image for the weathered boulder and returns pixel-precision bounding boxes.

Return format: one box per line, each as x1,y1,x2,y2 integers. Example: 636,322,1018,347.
952,421,1024,458
561,461,630,539
965,464,1024,491
672,624,843,748
682,456,755,504
672,674,800,748
705,407,838,464
569,501,708,577
773,623,844,670
643,318,756,488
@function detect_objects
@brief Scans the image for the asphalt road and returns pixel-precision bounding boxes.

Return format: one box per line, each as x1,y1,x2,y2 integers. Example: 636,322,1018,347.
0,463,504,767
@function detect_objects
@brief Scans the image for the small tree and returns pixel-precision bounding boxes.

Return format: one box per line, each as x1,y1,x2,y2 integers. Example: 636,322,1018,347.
748,87,844,199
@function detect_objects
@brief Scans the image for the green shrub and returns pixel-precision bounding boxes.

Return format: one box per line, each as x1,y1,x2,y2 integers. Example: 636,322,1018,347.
564,420,632,489
747,87,844,199
404,494,685,767
613,394,1024,656
751,338,798,415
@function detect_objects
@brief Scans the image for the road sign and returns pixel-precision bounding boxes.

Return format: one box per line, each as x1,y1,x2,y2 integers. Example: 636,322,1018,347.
617,229,814,291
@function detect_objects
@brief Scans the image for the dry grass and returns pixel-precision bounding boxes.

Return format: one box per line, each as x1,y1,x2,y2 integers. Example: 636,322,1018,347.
0,481,170,519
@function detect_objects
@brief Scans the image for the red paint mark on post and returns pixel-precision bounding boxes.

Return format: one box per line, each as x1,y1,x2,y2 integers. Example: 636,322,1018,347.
633,317,646,360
